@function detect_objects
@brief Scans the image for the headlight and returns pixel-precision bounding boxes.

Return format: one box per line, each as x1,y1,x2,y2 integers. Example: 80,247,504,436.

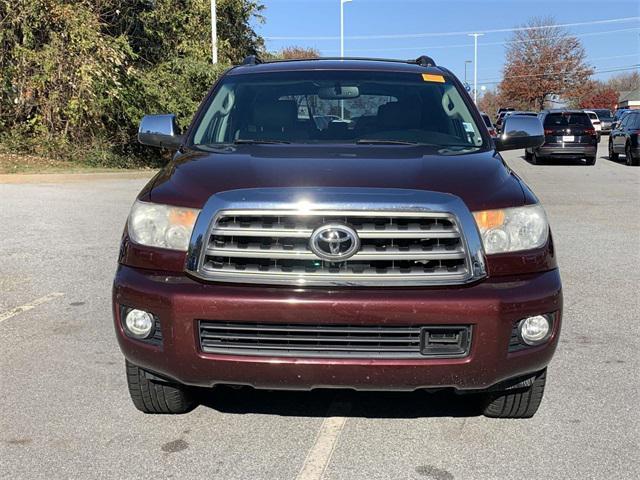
473,204,548,254
128,200,200,251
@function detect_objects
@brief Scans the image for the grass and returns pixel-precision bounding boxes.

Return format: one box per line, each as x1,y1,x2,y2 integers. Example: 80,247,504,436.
0,153,157,175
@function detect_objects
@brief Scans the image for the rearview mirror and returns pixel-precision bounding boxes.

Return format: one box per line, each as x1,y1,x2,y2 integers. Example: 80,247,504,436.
138,114,184,149
495,115,544,152
318,86,360,100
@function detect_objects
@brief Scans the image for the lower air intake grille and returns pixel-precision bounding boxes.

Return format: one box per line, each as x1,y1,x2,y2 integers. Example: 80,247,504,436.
199,321,471,359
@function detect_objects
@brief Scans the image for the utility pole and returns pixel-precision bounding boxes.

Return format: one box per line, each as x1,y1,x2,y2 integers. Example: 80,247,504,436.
211,0,218,64
340,0,352,119
467,33,484,103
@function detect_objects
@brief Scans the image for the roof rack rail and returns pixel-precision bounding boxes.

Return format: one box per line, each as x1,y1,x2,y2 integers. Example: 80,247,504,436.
238,55,437,67
241,55,262,65
412,55,436,67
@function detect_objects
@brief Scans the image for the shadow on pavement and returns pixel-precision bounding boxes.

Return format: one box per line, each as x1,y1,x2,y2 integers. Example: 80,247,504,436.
197,386,484,418
519,155,590,166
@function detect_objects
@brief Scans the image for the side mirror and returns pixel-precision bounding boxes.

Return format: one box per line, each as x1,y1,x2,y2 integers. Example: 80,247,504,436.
611,121,618,130
138,114,184,149
495,115,545,152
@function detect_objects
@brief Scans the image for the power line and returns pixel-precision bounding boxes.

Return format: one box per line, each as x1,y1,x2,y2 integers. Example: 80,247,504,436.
320,27,640,54
265,16,639,41
478,54,640,75
479,65,640,85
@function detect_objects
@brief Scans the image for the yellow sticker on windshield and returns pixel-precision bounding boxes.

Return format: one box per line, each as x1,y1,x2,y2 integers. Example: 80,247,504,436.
422,74,446,83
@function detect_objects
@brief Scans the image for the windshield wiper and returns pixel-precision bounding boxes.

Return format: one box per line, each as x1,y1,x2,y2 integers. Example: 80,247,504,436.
234,139,291,145
437,144,481,148
355,139,420,145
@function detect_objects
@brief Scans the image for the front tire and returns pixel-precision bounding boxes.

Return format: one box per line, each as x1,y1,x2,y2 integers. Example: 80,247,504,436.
483,369,547,419
126,360,195,414
524,149,533,161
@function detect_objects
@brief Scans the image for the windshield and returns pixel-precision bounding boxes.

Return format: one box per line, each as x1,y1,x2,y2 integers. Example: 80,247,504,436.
191,70,486,150
593,109,612,119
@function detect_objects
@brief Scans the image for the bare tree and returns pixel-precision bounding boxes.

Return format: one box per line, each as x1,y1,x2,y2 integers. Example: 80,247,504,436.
499,17,593,110
605,71,640,93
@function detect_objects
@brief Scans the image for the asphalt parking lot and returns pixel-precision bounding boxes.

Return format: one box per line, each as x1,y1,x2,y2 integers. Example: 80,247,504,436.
1,140,639,480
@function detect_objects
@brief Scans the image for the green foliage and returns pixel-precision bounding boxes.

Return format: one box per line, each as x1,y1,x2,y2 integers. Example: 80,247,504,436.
0,0,264,165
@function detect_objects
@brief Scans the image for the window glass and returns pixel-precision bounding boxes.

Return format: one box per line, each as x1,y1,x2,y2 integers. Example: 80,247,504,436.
543,113,591,127
191,70,486,150
593,109,612,119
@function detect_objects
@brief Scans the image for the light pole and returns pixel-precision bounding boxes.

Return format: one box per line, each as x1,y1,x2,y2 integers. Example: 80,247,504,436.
211,0,218,64
464,60,472,84
340,0,352,59
467,33,484,103
340,0,352,119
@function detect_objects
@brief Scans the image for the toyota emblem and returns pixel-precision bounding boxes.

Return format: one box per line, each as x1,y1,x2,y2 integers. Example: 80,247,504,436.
309,223,360,261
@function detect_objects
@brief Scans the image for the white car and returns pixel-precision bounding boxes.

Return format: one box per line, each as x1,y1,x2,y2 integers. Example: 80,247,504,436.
585,110,602,141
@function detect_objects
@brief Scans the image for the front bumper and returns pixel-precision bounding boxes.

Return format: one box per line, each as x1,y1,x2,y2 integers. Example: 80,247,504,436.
113,265,562,391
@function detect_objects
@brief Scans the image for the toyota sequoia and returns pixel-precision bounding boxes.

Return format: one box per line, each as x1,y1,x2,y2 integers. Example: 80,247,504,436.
113,56,561,418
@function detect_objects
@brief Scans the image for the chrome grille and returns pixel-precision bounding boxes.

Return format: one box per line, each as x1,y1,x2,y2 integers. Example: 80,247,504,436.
197,210,470,286
186,188,487,287
199,321,472,358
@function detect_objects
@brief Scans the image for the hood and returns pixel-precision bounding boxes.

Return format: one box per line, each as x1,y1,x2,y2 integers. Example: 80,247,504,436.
146,145,527,212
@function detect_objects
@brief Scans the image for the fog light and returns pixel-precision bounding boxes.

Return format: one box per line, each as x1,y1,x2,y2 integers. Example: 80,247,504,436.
518,315,551,345
124,309,154,339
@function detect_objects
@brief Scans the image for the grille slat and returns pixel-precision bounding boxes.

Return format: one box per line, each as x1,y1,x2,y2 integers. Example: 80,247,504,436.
199,324,419,334
201,332,421,344
201,341,420,352
206,243,466,260
199,321,471,358
211,224,459,239
198,210,471,286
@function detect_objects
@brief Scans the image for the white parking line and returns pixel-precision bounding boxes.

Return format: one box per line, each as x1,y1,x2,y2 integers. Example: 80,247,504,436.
296,401,352,480
0,292,65,323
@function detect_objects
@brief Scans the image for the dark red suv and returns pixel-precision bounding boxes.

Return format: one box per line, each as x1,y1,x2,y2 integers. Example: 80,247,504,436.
113,56,562,418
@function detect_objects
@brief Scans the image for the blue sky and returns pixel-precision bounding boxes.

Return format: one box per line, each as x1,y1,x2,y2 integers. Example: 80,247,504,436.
255,0,640,90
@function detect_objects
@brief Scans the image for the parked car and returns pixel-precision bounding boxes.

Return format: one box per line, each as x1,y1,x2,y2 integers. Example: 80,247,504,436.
608,109,640,166
480,111,497,137
525,110,598,165
495,107,515,120
115,56,560,419
611,108,631,129
496,111,537,133
592,108,613,134
495,111,509,133
584,110,602,141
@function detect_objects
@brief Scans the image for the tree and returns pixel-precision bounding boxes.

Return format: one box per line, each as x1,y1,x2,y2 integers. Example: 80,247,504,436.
264,46,320,61
0,0,266,164
499,17,593,110
579,82,619,110
279,46,321,60
477,90,505,118
605,71,640,93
